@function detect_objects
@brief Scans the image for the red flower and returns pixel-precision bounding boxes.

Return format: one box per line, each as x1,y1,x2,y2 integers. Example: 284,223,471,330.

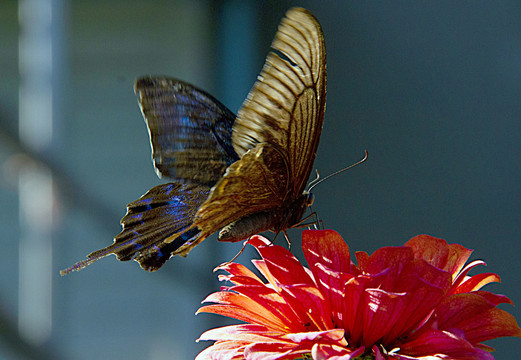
196,230,521,359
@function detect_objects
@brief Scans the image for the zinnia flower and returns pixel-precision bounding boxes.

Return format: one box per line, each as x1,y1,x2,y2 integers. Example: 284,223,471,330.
196,230,521,359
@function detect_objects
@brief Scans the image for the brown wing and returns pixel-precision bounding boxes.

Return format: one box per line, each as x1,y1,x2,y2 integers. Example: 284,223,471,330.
195,7,326,235
232,7,326,198
195,144,289,237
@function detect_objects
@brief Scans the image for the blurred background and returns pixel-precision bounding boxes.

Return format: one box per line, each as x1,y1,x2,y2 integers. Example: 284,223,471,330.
1,0,520,359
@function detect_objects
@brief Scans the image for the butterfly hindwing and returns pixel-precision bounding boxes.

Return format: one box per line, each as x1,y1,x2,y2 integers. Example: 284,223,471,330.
110,183,210,270
60,183,211,274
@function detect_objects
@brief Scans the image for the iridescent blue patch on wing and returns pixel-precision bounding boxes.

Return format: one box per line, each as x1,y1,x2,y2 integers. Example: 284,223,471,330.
135,226,201,271
152,245,163,258
132,242,143,251
168,227,200,250
129,213,143,222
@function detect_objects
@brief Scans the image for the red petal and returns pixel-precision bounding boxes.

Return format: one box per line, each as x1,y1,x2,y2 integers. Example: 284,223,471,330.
195,340,249,360
453,272,501,293
301,230,358,330
312,263,354,329
354,251,369,268
251,259,278,286
198,304,290,332
277,284,333,330
302,230,352,274
217,262,264,282
473,290,514,306
445,243,473,279
398,258,452,293
312,343,363,360
244,342,310,360
463,307,521,343
405,234,449,269
247,237,316,290
382,269,449,344
372,346,386,360
243,329,349,360
342,272,390,342
198,292,290,331
198,324,280,342
437,293,493,330
258,245,315,287
436,293,521,343
246,235,272,248
286,329,346,344
218,274,265,287
399,329,495,360
451,260,487,291
230,284,305,332
355,246,414,289
358,289,408,348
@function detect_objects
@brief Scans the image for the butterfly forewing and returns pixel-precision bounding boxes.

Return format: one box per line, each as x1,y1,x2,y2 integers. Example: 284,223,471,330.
289,86,322,197
232,8,326,162
135,77,239,185
195,7,326,235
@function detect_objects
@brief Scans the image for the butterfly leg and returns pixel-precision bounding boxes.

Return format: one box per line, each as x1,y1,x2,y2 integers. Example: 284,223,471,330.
271,231,280,245
310,211,324,230
291,211,320,230
219,241,248,267
269,230,288,248
283,230,291,250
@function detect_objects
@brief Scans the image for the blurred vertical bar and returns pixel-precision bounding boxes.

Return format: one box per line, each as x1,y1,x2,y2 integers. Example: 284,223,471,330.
18,0,61,345
218,0,258,110
217,1,257,264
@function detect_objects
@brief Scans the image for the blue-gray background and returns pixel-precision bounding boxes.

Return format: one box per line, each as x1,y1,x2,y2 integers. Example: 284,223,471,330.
1,1,520,359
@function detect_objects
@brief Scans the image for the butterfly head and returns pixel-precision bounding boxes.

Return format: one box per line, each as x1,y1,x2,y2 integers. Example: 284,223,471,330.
304,191,314,207
283,191,314,229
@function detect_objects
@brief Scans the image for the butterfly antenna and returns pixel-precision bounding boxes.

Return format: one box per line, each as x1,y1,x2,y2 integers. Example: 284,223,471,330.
307,150,368,193
307,169,321,188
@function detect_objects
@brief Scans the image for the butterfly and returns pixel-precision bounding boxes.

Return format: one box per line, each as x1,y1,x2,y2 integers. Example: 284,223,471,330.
60,7,326,275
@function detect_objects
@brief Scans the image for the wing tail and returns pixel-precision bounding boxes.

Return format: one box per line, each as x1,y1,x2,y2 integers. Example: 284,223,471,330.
60,183,210,274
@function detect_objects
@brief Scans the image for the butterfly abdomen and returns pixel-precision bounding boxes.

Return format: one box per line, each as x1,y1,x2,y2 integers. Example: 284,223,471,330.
218,211,276,242
218,192,312,242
